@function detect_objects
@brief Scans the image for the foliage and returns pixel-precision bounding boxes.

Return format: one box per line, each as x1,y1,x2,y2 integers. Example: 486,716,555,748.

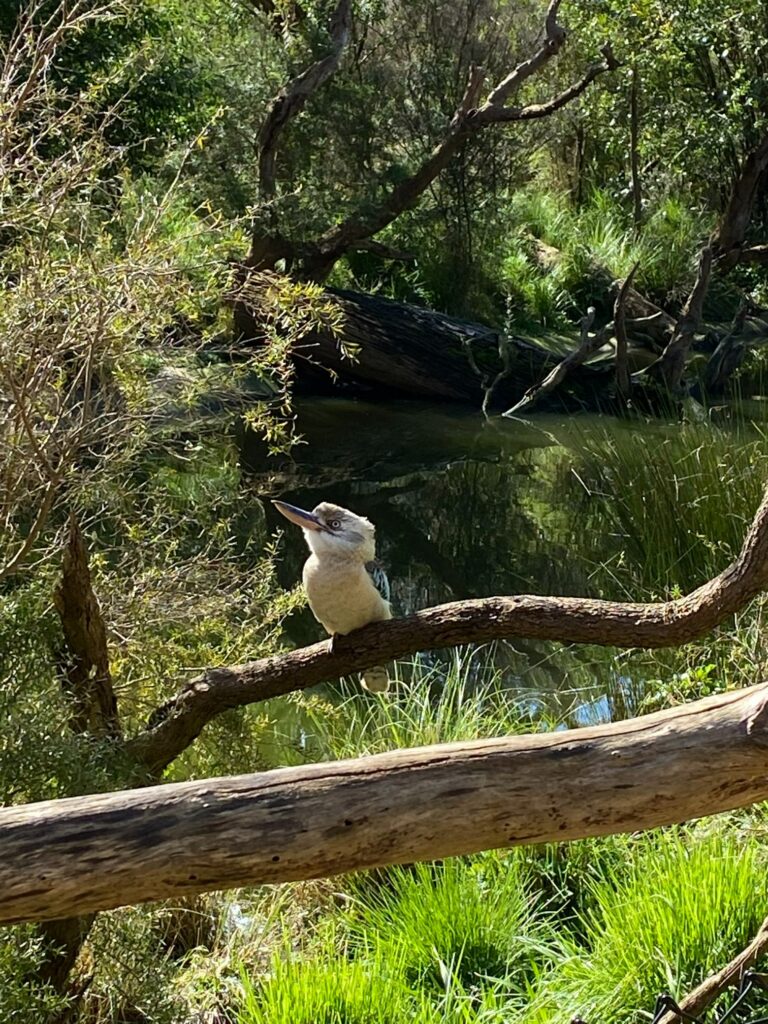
571,422,768,594
237,941,439,1024
342,855,556,996
3,0,768,1019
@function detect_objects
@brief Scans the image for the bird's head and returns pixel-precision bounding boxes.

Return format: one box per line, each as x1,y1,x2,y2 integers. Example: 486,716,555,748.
272,500,376,561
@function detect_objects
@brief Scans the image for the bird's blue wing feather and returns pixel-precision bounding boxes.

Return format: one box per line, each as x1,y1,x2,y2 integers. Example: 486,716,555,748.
365,560,391,604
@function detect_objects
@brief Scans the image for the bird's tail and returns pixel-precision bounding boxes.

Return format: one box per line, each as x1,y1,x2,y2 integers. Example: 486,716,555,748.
361,666,389,693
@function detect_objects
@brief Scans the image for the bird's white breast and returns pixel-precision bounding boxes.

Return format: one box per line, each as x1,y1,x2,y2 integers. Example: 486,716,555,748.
303,555,391,635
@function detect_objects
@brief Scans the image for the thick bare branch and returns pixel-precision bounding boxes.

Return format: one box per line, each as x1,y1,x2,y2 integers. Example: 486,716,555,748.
484,0,566,107
126,480,768,775
302,63,486,277
658,246,713,391
257,0,351,200
5,681,768,924
474,45,619,124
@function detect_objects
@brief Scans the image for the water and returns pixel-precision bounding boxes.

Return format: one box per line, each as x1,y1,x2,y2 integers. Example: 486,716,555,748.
236,398,689,724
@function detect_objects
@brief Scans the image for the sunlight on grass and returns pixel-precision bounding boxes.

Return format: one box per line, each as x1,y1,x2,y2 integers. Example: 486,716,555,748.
342,854,558,997
530,827,768,1024
236,941,439,1024
286,649,558,763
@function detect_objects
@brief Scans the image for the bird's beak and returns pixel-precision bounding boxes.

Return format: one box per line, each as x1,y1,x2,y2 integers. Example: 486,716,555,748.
272,500,325,531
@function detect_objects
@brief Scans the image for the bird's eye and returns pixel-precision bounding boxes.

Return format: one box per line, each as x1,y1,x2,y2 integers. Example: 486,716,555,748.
329,519,341,530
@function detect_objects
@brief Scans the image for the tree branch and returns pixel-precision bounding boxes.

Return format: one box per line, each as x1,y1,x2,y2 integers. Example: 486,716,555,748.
54,514,121,740
474,44,619,124
502,305,611,416
126,480,768,775
257,0,351,201
0,478,57,582
657,917,768,1024
658,245,713,391
285,4,617,280
713,129,768,270
484,0,566,107
6,681,768,924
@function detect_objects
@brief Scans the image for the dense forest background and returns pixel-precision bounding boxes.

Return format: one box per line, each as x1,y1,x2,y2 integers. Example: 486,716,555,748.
4,1,768,1021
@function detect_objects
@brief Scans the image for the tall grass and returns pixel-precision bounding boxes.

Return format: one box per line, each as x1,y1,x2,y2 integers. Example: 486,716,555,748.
531,827,768,1024
563,422,768,697
236,941,436,1024
284,650,555,764
342,854,556,995
571,422,768,594
502,188,711,328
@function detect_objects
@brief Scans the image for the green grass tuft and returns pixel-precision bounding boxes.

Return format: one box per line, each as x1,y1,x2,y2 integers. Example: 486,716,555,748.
531,828,768,1024
341,855,557,997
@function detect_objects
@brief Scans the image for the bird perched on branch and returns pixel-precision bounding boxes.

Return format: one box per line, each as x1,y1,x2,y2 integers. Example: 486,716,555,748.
272,499,392,692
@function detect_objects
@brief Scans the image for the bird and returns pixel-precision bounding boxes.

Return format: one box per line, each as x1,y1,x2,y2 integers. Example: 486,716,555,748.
272,499,392,692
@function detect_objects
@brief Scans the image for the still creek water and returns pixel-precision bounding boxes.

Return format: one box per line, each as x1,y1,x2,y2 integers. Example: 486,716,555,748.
234,396,714,726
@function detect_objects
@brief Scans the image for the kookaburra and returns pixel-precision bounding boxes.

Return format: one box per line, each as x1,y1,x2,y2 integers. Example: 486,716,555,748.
272,500,392,692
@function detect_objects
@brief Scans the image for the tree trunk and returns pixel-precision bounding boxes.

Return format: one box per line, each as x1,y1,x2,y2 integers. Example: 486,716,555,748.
54,515,120,739
3,682,768,925
37,517,121,1011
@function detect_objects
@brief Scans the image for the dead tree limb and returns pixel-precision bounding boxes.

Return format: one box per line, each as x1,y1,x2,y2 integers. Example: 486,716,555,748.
125,479,768,775
5,682,768,925
502,306,610,415
738,244,768,264
657,914,768,1024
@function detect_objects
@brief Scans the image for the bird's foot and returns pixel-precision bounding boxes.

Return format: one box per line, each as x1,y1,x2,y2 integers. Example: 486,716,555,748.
327,634,339,656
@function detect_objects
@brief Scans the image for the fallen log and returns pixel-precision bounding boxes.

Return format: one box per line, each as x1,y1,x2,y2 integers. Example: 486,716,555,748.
301,287,599,406
3,682,768,925
235,281,614,408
